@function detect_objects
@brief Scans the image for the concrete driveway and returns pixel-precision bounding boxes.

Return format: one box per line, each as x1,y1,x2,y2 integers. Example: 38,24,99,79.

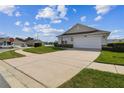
4,50,100,87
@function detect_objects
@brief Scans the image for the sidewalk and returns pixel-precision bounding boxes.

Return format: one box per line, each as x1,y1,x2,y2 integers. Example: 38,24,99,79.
87,62,124,74
15,49,38,57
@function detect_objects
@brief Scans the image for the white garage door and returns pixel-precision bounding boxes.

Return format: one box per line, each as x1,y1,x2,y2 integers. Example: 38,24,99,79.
73,36,102,49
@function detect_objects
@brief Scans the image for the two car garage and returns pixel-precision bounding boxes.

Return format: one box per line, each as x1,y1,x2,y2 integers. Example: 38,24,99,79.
73,36,102,50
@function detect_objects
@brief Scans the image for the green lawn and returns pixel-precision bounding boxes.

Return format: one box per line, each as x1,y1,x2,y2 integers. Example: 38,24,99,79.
23,46,64,54
60,68,124,88
95,50,124,65
0,50,25,60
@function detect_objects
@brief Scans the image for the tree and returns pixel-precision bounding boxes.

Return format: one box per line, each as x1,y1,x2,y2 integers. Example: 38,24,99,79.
25,37,34,41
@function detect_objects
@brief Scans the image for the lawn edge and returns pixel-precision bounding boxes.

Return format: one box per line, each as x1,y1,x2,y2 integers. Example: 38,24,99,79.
0,50,25,60
94,60,124,66
59,68,124,88
23,47,65,54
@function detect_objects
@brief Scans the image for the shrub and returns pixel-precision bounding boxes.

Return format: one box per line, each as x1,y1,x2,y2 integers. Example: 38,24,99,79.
107,43,114,47
103,42,124,52
54,43,73,48
102,46,113,51
54,42,58,47
61,44,73,48
34,43,42,47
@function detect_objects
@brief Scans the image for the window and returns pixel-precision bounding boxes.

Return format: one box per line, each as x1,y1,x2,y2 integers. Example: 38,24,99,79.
61,41,64,44
65,41,67,44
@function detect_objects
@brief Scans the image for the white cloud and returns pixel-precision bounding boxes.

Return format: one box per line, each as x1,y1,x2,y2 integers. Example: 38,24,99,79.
35,7,56,20
43,33,50,36
15,21,31,32
108,29,124,39
73,8,77,13
35,5,68,23
108,34,124,39
0,32,5,35
15,21,21,26
0,5,16,16
51,19,62,24
112,30,120,34
80,16,86,22
33,24,64,36
95,5,113,15
89,24,99,27
22,27,32,32
94,15,102,21
15,21,30,28
15,11,21,17
109,35,120,39
24,21,30,26
94,5,115,22
57,5,67,19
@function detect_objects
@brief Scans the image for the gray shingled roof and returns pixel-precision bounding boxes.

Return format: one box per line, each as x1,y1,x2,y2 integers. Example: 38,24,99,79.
58,23,110,36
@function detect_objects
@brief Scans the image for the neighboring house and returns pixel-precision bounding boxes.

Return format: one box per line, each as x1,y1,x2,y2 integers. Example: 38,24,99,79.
107,39,124,43
0,38,13,48
0,37,42,48
57,23,110,50
13,38,27,47
26,40,42,47
0,37,27,48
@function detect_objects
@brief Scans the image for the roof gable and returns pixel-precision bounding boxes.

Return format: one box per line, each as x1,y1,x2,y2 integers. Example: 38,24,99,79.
59,23,110,36
64,24,97,34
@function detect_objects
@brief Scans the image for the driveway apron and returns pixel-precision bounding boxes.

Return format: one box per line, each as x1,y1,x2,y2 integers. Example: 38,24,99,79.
4,50,100,87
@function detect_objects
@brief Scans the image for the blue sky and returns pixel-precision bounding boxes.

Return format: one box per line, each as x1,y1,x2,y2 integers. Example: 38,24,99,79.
0,5,124,41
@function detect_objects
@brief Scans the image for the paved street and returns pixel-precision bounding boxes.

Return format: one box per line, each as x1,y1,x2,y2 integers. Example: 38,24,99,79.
0,48,17,88
0,49,11,53
0,74,10,88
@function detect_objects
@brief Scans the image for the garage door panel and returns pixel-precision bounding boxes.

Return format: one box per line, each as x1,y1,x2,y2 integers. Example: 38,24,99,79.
73,36,101,49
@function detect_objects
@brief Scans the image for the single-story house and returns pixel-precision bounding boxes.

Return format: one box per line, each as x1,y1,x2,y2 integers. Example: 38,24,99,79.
13,38,27,47
0,37,42,48
0,38,13,48
57,23,110,50
0,37,27,48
